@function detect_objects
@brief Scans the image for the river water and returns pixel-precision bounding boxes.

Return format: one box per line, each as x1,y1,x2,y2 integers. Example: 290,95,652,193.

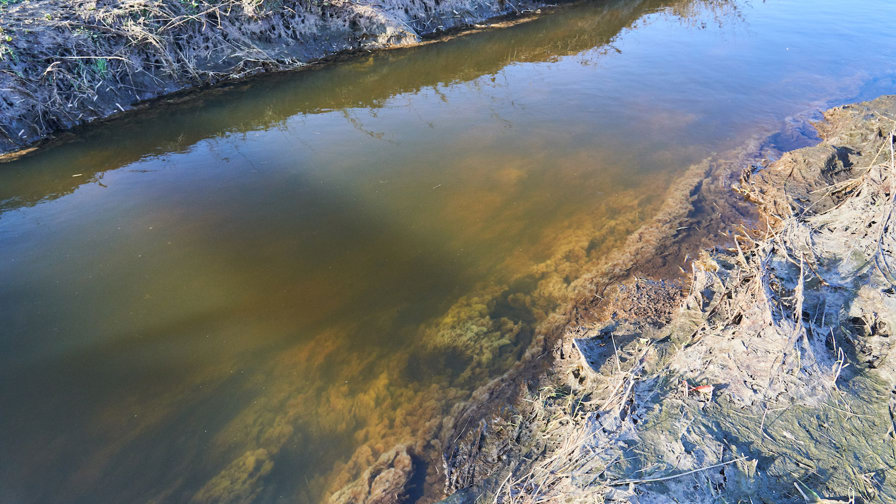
1,0,895,502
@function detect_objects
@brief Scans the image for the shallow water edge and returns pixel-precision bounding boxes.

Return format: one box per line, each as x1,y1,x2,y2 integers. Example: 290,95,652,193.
450,94,896,504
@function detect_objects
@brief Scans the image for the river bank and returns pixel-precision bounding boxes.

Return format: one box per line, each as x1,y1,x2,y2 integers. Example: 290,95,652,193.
0,0,749,159
0,0,524,157
440,96,896,503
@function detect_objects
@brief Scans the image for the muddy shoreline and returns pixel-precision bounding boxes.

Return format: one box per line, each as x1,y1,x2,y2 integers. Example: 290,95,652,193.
438,96,896,503
333,106,801,504
0,0,588,159
0,7,549,161
0,0,749,161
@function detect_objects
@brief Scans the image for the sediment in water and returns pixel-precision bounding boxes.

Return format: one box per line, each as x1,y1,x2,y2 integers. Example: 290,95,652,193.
440,96,896,503
327,100,830,504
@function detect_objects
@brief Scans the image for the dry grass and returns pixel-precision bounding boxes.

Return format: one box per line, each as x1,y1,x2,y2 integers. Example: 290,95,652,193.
0,0,437,153
486,98,896,503
0,0,745,157
0,0,304,145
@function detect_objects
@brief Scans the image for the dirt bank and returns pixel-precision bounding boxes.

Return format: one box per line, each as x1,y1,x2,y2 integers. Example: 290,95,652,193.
0,0,551,158
0,0,745,160
439,96,896,503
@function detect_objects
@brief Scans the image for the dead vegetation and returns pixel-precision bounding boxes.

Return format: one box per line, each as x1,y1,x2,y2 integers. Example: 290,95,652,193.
1,0,306,151
454,96,896,504
0,0,541,155
0,0,748,159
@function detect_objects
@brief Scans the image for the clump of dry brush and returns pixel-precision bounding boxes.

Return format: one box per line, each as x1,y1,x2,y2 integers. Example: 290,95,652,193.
0,0,274,142
0,0,744,157
489,97,896,504
0,0,426,153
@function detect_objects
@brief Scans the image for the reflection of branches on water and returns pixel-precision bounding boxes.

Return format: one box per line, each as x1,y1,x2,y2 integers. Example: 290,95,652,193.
665,0,748,29
432,85,450,104
288,131,319,155
466,71,526,128
277,115,319,154
260,104,286,131
230,141,261,171
577,40,622,67
405,99,435,129
340,110,397,145
491,110,514,129
562,0,746,68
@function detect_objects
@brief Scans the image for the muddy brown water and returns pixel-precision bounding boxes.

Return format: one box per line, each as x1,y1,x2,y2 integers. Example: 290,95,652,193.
1,0,895,502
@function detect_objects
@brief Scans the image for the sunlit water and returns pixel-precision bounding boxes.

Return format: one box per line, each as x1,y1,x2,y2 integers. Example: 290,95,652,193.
1,0,895,502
